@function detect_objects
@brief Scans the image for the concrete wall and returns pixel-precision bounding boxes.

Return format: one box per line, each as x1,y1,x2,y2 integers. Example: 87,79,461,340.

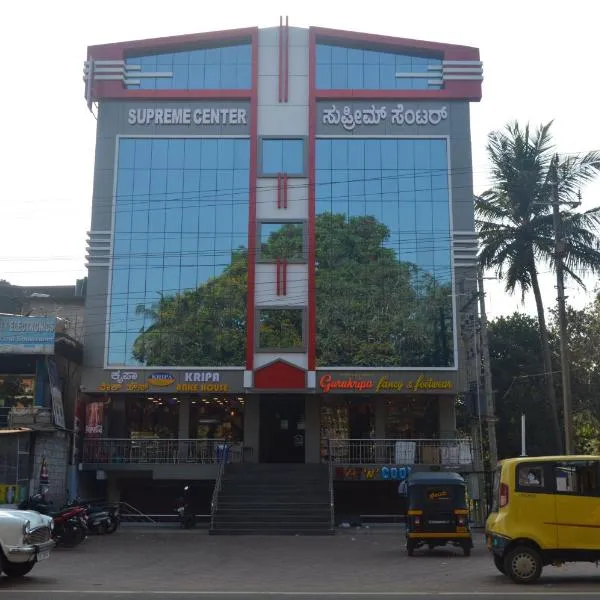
30,431,69,503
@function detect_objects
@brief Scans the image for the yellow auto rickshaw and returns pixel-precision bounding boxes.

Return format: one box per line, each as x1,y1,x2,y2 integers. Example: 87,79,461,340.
405,471,473,556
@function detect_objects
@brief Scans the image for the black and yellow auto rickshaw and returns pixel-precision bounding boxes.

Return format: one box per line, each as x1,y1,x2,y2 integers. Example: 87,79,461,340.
405,471,473,557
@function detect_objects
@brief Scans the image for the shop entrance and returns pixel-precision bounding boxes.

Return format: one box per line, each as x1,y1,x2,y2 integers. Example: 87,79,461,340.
259,395,305,463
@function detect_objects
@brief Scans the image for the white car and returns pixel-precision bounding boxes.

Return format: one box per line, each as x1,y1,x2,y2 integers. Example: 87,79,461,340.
0,509,54,578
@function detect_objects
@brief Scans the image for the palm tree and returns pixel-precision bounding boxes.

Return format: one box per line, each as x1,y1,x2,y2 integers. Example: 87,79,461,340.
476,121,600,453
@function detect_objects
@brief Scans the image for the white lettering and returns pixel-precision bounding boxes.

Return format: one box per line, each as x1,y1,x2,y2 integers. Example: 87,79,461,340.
321,104,448,128
183,372,221,383
127,107,247,126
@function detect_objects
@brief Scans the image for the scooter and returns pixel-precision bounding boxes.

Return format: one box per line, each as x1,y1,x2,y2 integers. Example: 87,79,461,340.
175,485,195,529
19,494,87,548
63,499,120,534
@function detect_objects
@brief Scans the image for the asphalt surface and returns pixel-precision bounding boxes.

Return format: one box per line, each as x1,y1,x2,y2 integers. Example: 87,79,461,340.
0,527,599,599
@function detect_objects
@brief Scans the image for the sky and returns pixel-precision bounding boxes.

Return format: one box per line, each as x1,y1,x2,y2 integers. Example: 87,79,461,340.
1,0,599,320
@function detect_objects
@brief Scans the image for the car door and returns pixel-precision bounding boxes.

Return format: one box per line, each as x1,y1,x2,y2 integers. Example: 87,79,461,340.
553,460,600,550
514,462,558,549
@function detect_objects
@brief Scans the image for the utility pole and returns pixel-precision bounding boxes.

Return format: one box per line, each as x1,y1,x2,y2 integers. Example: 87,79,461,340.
552,154,574,455
477,266,498,469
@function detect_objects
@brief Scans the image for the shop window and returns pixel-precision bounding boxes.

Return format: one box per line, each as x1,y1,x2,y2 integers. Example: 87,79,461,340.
257,308,304,350
555,461,600,497
258,222,305,261
124,398,180,439
189,397,244,443
261,139,305,176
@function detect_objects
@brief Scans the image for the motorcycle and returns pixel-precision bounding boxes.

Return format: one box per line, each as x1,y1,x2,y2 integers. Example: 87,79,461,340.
175,485,195,529
19,494,87,548
62,499,120,535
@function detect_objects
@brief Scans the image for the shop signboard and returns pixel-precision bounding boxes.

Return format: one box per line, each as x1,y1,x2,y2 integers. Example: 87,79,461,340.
318,371,457,395
0,315,56,355
81,369,244,395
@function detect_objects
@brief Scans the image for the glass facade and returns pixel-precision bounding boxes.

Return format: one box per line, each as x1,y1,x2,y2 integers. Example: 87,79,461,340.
258,308,304,350
125,44,252,90
316,44,442,90
259,222,305,261
315,138,453,367
108,137,250,367
261,139,305,175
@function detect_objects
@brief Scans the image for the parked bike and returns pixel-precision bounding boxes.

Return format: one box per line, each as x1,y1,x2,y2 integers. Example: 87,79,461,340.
62,499,120,535
19,495,87,548
175,485,195,529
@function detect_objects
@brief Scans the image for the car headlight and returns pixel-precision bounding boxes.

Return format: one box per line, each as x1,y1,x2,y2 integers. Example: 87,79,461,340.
22,520,31,536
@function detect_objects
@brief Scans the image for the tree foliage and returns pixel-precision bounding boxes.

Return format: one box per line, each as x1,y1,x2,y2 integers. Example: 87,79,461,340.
476,120,600,453
133,213,453,367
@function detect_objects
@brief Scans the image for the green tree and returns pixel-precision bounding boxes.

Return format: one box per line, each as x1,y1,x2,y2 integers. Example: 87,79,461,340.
133,213,453,367
488,313,558,457
476,121,600,453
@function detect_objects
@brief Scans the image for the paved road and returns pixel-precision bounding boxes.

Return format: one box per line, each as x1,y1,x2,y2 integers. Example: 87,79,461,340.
0,528,598,598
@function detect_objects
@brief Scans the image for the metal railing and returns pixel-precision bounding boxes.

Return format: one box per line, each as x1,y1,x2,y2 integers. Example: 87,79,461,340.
81,438,241,465
210,442,243,530
324,438,474,467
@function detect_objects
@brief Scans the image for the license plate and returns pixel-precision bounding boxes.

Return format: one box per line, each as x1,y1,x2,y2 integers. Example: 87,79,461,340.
37,551,50,561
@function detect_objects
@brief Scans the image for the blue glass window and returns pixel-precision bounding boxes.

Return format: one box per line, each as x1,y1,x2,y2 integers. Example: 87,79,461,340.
261,139,305,176
315,138,453,368
316,43,442,90
125,43,252,90
107,137,250,367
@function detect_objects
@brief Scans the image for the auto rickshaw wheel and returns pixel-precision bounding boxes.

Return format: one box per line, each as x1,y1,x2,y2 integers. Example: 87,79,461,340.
406,539,415,556
504,545,543,584
462,545,471,557
493,554,506,574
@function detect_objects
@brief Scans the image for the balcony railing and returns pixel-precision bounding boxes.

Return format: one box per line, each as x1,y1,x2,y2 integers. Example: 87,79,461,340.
81,438,243,465
323,438,474,467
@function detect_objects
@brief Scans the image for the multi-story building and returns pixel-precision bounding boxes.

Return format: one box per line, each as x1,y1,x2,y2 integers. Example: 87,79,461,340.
80,20,483,528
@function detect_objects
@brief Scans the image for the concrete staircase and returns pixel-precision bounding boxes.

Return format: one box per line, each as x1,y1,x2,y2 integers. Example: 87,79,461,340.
210,463,334,535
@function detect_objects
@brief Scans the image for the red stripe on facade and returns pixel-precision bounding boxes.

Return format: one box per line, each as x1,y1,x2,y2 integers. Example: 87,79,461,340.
284,17,290,103
278,17,284,103
307,28,317,372
276,174,282,209
315,87,481,101
283,260,287,296
276,259,281,295
283,174,288,209
103,89,252,100
245,28,260,371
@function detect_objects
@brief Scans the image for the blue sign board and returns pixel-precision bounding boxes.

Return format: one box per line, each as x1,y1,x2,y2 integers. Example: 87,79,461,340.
0,315,56,355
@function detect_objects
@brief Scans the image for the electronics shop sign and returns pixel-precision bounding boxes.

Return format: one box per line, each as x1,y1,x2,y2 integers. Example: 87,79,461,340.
91,370,244,394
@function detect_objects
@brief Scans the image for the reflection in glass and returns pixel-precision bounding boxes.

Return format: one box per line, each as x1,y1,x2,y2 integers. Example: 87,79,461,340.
108,137,250,367
315,138,454,368
258,309,304,349
262,139,304,175
316,44,442,90
260,223,304,261
125,44,252,90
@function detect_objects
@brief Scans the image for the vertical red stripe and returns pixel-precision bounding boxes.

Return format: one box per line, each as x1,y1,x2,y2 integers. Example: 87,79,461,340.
307,28,316,371
245,28,259,371
278,17,283,103
277,173,281,209
284,17,290,103
283,173,288,208
283,259,287,295
276,258,281,295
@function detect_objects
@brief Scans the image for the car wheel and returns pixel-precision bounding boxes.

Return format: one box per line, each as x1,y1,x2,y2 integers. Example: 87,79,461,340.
463,545,471,557
493,554,507,575
406,539,415,556
504,545,543,584
2,560,35,578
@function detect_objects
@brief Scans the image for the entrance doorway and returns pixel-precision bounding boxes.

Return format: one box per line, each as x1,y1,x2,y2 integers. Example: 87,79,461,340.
259,395,305,463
